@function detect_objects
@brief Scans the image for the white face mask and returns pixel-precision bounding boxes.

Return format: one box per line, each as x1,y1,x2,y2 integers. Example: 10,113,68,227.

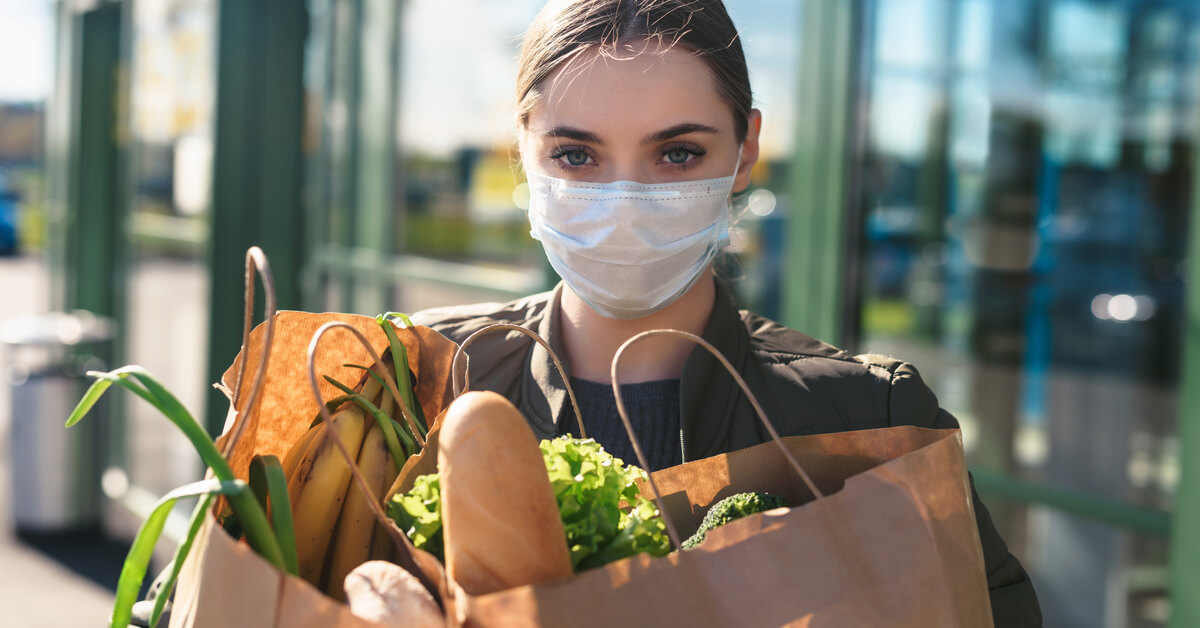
525,152,741,319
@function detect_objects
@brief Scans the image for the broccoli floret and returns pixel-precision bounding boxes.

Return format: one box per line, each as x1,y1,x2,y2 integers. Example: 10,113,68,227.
680,491,788,550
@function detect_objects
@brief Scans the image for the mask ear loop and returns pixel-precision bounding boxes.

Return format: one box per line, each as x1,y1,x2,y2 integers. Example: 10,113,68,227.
728,143,751,225
716,143,749,268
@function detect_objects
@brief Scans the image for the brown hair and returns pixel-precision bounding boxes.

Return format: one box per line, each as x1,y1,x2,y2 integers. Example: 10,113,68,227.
516,0,752,142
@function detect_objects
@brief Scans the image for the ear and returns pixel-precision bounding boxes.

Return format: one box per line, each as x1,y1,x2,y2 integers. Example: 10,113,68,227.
515,130,536,180
733,108,762,193
515,131,528,166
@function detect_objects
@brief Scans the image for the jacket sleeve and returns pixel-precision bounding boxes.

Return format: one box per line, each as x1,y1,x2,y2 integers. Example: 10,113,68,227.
888,361,1044,628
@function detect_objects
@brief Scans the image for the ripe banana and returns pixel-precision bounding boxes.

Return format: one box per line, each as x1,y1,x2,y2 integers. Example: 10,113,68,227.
276,360,415,595
289,406,369,585
367,385,402,565
281,422,323,483
284,359,384,486
322,422,400,599
368,517,400,566
358,366,384,407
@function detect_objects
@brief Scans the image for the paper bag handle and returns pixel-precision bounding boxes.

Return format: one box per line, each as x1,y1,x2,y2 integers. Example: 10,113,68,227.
611,329,826,549
307,320,428,491
452,323,587,439
305,321,449,605
221,247,277,458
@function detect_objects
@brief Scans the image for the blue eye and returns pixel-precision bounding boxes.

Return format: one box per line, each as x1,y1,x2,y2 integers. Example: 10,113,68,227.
665,148,692,164
660,143,705,168
548,146,593,169
565,150,589,166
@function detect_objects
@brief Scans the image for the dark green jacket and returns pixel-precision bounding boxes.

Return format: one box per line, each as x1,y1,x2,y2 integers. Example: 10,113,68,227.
411,281,1042,627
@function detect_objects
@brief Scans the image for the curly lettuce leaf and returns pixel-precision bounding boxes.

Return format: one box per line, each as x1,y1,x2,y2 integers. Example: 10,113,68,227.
385,436,671,571
540,436,671,569
386,473,444,560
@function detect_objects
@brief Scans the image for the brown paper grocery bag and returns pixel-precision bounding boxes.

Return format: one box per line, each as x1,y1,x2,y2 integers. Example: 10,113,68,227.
169,309,460,628
437,328,993,628
213,311,459,480
171,512,381,628
171,301,992,628
454,426,992,628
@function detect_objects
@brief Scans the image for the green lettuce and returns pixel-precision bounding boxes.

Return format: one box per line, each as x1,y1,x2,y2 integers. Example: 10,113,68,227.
386,436,671,571
385,473,443,560
540,436,671,569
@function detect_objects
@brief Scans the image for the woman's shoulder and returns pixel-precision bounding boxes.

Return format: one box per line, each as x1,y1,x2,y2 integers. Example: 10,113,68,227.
409,289,555,344
735,309,949,429
736,309,902,376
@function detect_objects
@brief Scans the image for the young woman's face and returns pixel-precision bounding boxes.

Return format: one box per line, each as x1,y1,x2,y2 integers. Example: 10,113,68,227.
521,42,760,191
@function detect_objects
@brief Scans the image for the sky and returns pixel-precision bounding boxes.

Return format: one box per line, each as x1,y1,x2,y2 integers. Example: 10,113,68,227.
0,0,53,102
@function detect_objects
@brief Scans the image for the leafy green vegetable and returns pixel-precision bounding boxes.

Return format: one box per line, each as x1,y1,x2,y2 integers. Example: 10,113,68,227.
386,436,671,571
681,491,789,550
540,436,670,570
111,479,248,628
387,473,444,561
375,315,427,436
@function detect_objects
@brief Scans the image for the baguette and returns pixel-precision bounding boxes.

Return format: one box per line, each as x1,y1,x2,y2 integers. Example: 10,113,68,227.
438,391,573,595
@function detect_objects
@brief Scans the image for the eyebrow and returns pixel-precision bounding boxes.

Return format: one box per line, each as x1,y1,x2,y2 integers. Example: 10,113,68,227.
541,122,720,146
641,123,720,144
543,126,604,144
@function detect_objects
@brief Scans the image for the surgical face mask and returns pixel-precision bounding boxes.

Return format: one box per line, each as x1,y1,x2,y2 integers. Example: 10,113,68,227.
525,151,742,319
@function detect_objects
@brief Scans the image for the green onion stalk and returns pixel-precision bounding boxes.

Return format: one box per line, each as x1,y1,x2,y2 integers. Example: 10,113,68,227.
67,366,293,627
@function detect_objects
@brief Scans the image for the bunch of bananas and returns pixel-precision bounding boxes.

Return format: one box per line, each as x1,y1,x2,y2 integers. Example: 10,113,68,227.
282,355,427,601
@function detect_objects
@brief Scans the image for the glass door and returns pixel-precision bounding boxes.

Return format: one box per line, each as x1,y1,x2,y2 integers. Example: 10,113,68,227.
122,0,217,499
853,1,1198,625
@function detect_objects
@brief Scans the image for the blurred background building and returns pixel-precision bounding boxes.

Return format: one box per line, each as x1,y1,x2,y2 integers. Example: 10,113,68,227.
0,0,1197,626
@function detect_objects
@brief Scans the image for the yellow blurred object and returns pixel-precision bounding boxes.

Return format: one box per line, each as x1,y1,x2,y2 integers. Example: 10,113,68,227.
468,150,522,216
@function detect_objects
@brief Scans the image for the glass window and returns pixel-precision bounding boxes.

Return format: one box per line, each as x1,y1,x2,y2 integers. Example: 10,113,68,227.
124,0,218,495
720,0,804,320
854,1,1197,625
396,0,545,269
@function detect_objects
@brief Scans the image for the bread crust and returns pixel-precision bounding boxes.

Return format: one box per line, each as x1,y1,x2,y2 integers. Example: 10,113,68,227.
439,391,573,595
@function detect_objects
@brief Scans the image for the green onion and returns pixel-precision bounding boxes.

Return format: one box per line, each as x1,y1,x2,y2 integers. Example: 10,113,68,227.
325,374,413,468
376,316,427,436
308,393,356,428
381,311,416,328
109,479,247,628
249,455,298,575
147,493,214,628
69,367,286,571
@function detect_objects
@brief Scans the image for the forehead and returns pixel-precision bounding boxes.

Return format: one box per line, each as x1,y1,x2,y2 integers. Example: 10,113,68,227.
527,43,729,137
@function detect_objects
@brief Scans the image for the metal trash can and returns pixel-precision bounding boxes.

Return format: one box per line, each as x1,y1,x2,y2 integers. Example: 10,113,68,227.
2,311,114,532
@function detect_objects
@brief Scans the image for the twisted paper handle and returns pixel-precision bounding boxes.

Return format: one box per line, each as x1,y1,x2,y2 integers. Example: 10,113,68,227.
611,329,825,549
305,321,422,527
452,323,587,439
304,320,446,606
222,247,277,459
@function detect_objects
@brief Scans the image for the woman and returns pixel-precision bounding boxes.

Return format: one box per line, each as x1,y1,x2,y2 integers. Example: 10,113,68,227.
413,0,1041,624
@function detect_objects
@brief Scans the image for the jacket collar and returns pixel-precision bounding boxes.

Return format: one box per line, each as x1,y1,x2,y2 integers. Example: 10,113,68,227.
519,279,753,458
520,283,572,439
679,278,751,460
